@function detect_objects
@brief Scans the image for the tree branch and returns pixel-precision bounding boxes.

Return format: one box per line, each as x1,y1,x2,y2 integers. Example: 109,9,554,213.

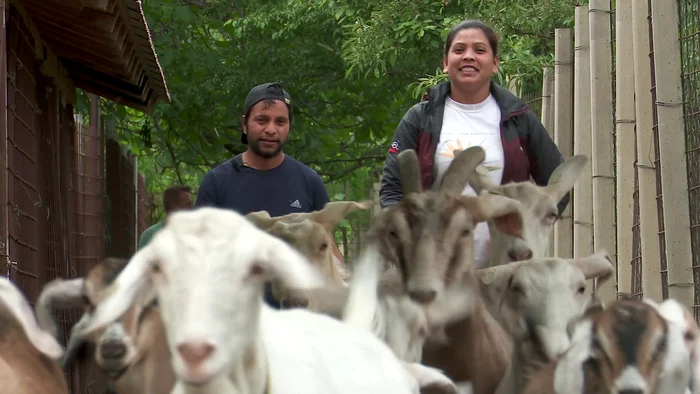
153,116,185,185
163,119,214,167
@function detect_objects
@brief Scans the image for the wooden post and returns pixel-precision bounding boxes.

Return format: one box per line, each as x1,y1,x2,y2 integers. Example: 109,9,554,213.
553,28,574,259
614,0,636,298
649,0,694,308
589,0,617,303
631,0,662,301
573,6,595,295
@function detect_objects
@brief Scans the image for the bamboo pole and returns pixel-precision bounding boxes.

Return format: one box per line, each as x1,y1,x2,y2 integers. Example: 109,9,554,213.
553,28,574,259
631,0,662,301
589,0,617,303
614,0,636,298
649,0,694,308
541,66,556,258
573,7,594,296
541,67,554,140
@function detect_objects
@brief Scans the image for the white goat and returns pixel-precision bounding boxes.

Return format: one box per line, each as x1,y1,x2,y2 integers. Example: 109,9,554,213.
35,257,174,394
0,276,68,394
467,154,588,266
469,251,615,394
524,298,694,394
77,207,449,394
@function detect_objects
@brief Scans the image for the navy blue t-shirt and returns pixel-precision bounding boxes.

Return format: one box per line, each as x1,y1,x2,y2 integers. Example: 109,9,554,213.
194,153,330,307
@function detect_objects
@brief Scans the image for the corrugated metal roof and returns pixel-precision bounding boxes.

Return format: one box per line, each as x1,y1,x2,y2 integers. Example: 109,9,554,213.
20,0,170,113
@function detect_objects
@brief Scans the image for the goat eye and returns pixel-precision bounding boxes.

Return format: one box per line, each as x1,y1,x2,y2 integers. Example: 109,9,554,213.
578,286,586,294
249,264,265,276
510,284,524,294
685,331,696,342
319,243,328,252
545,213,558,222
461,229,471,237
389,230,398,239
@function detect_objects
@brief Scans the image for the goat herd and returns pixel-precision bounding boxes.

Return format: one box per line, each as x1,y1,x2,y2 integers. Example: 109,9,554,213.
1,146,699,394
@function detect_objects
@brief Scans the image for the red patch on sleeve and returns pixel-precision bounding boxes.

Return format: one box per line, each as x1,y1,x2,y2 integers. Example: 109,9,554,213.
388,140,400,154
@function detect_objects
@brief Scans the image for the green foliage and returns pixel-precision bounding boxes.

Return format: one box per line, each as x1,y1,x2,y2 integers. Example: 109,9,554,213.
92,0,579,226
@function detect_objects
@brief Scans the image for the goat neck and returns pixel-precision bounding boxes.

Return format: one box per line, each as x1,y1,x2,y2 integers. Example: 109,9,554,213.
420,271,513,394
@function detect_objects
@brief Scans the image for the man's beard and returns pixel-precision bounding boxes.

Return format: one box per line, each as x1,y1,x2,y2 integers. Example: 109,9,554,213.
249,138,285,159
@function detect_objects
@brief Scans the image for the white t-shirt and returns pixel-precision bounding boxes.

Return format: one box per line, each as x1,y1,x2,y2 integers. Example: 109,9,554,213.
432,94,504,268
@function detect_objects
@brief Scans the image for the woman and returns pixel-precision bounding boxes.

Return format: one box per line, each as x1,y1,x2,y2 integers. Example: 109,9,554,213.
379,19,568,268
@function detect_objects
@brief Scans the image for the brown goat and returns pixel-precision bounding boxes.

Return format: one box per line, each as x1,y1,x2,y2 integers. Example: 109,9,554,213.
35,257,174,394
523,299,693,394
0,277,68,394
246,200,371,307
367,146,525,394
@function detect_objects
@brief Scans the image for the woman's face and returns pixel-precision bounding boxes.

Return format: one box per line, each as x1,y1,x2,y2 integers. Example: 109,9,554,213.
443,28,499,93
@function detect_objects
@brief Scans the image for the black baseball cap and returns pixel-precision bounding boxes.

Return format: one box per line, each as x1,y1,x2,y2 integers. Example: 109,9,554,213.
241,82,292,144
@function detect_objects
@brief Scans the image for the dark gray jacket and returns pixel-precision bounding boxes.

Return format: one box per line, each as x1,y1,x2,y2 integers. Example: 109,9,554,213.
379,80,569,215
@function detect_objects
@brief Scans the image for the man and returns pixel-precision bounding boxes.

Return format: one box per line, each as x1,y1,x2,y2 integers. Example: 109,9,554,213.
195,82,345,307
138,185,193,250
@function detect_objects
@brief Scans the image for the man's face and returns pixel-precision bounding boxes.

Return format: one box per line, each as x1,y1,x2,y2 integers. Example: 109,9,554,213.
242,99,290,159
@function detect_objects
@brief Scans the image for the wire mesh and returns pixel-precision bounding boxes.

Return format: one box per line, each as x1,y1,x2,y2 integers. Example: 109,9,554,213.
676,0,700,319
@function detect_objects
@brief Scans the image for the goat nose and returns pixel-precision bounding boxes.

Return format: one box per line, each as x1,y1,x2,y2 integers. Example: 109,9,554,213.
508,248,533,262
409,290,437,304
177,342,214,367
100,340,127,360
617,390,643,394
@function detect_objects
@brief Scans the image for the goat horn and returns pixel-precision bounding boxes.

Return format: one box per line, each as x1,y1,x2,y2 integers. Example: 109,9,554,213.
440,146,486,195
397,149,423,196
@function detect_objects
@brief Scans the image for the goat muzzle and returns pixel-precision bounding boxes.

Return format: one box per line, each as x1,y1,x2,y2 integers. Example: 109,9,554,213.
177,341,215,368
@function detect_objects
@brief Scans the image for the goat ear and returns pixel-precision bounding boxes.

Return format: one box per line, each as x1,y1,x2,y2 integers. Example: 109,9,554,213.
312,200,373,232
398,149,424,195
569,250,614,284
61,313,91,367
254,231,326,290
544,155,588,202
246,210,278,230
0,278,65,359
35,277,86,338
466,192,524,239
467,164,499,194
439,146,486,195
81,246,157,336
